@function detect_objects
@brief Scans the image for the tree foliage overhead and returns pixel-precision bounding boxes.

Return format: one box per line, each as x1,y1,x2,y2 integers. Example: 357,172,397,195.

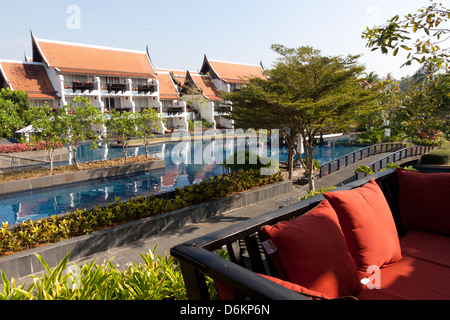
223,45,378,190
362,1,450,68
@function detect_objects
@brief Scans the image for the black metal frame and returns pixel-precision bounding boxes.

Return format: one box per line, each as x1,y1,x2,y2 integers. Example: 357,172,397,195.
170,168,404,300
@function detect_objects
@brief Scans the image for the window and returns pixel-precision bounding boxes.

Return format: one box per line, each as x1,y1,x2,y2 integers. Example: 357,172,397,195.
100,77,123,90
135,98,148,109
132,78,148,89
29,99,54,107
64,74,88,88
102,97,121,111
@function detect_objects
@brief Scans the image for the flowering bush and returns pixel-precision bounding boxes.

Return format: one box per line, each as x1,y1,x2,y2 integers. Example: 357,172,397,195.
0,142,64,154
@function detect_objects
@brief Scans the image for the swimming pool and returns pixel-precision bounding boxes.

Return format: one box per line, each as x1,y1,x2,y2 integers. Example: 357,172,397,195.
0,138,363,225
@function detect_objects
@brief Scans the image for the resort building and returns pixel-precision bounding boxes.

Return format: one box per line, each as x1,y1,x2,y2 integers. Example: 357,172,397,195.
180,55,268,131
1,34,268,136
182,70,227,130
199,55,267,93
30,33,161,117
154,68,188,133
0,60,59,107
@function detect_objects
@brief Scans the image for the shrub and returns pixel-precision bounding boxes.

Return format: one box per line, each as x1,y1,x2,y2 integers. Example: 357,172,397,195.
0,169,283,257
188,118,213,131
298,186,337,201
221,150,278,172
420,149,450,165
411,137,439,146
0,245,219,300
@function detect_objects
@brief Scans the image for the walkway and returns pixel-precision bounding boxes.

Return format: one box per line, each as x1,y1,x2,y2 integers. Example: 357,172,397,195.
12,152,391,287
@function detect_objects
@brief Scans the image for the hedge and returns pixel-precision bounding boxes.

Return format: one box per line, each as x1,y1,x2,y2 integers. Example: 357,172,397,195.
420,148,450,165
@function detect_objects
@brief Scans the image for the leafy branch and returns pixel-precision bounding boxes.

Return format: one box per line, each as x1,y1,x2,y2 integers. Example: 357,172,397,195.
362,1,450,68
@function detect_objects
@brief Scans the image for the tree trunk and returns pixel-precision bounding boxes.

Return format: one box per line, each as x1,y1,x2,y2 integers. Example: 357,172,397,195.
287,145,294,180
49,148,55,175
307,148,315,191
72,144,79,167
144,138,149,158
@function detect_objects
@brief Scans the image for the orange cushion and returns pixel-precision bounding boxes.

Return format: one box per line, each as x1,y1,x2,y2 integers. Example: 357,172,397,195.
400,230,450,268
396,168,450,235
324,179,402,272
261,199,362,299
356,255,450,300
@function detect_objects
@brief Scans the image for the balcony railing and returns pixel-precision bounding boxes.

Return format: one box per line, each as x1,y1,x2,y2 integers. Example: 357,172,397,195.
107,83,127,93
137,84,157,94
167,107,184,116
216,107,231,115
72,81,94,92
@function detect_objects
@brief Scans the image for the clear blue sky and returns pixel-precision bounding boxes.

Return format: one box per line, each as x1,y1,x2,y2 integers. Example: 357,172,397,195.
0,0,433,79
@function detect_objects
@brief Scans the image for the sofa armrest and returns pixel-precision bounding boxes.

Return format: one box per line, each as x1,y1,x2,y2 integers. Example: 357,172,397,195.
171,244,309,300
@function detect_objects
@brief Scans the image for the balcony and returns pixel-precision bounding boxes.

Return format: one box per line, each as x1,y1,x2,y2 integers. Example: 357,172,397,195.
215,106,231,115
167,107,184,116
113,107,131,113
137,84,157,94
107,83,127,93
72,81,94,93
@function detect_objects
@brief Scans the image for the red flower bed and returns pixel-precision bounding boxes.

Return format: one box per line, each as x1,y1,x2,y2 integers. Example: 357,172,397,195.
0,142,64,154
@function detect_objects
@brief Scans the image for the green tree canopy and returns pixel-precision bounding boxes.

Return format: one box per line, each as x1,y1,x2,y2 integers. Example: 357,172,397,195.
136,108,164,157
223,45,378,190
30,104,68,173
105,110,140,160
0,88,31,139
66,96,105,167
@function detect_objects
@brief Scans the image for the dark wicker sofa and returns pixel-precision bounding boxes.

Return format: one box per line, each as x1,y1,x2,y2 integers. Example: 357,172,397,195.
170,167,450,300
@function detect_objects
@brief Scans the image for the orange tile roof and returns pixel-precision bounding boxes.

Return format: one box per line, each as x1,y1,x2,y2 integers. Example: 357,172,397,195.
187,71,222,101
155,69,180,100
34,37,156,78
201,57,267,84
0,61,57,99
165,69,189,87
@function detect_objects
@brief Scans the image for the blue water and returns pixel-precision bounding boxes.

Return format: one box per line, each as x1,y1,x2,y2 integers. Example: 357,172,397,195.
0,138,362,225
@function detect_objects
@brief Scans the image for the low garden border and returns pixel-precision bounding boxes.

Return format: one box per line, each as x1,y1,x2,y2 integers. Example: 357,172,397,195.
0,179,292,280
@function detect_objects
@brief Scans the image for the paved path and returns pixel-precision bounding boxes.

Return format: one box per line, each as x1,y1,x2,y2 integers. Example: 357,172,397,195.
15,152,391,286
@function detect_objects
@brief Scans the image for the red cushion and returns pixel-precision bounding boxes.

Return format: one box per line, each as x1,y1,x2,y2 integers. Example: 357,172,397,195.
258,274,330,300
323,179,402,271
356,255,450,300
400,230,450,268
261,199,362,299
396,168,450,235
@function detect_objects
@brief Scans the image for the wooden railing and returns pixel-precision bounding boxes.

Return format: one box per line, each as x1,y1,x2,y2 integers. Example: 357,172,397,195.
355,145,435,180
319,143,407,178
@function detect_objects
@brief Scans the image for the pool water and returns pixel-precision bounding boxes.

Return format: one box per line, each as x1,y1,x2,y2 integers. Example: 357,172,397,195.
0,138,362,225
